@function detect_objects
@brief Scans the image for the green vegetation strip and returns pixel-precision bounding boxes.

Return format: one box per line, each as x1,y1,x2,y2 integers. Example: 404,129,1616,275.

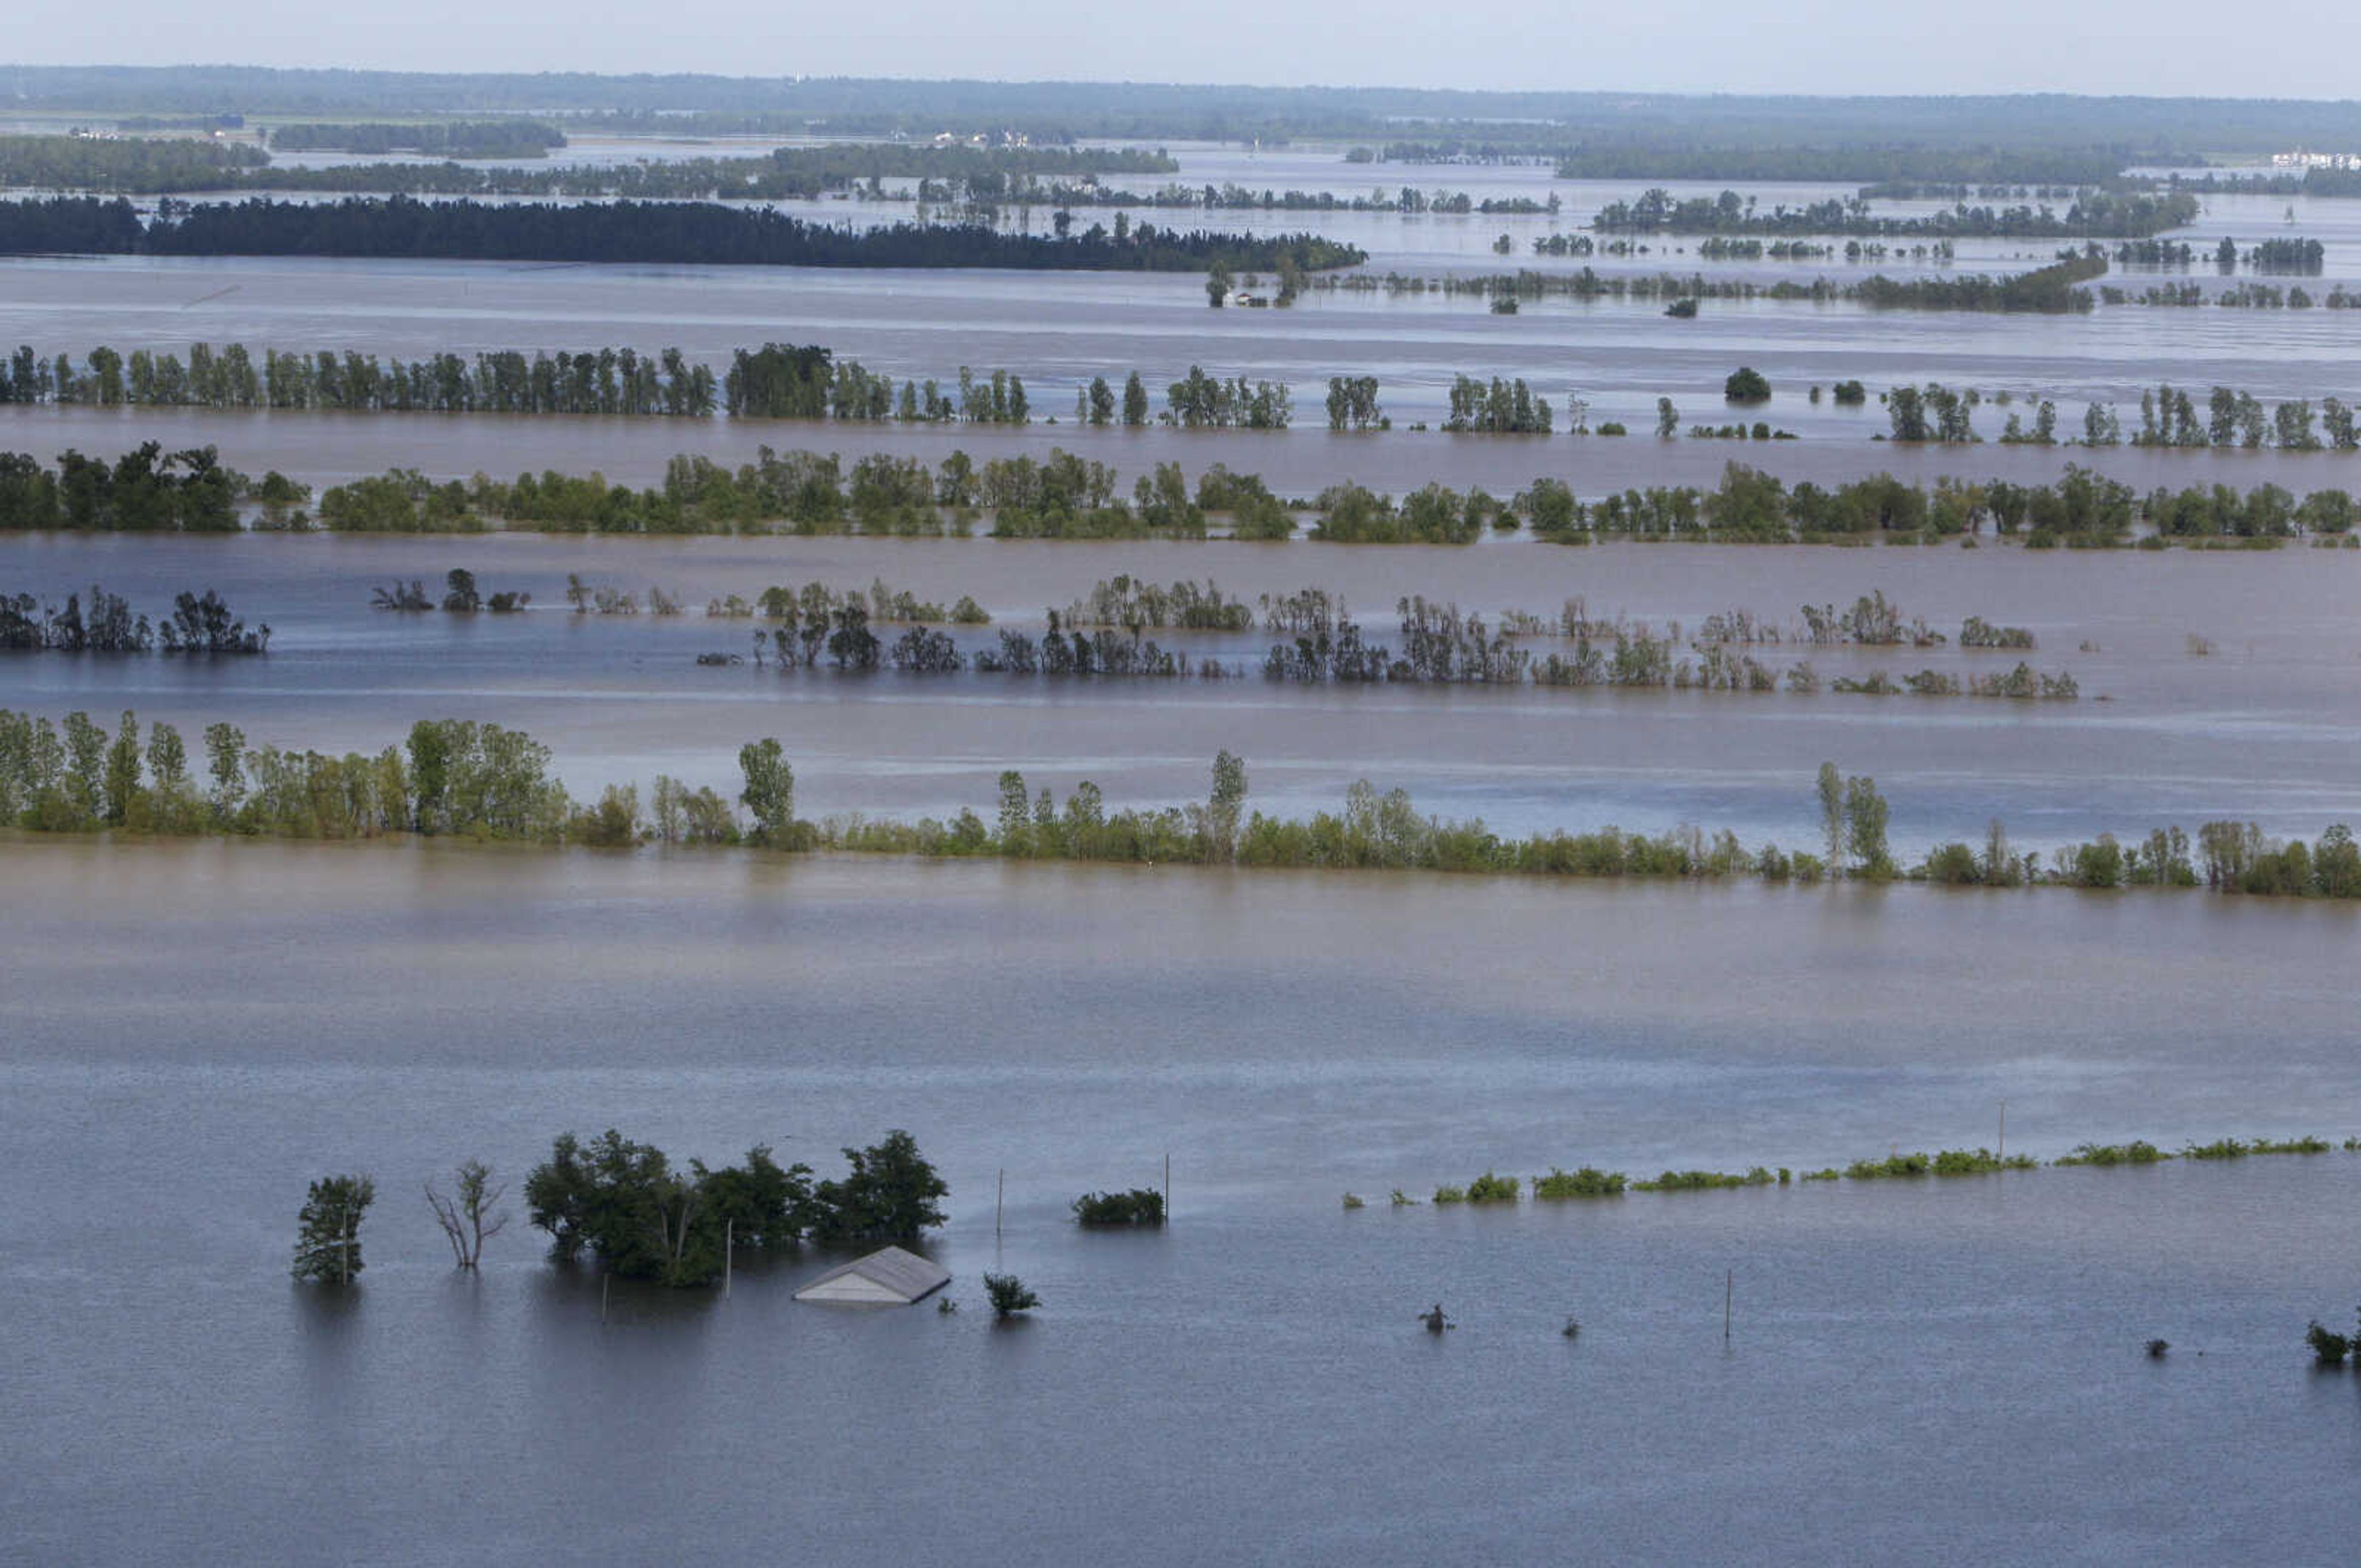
1380,1140,2352,1207
4,714,2359,903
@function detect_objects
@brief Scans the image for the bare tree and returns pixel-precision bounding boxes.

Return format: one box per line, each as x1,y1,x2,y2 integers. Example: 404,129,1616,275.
426,1159,508,1270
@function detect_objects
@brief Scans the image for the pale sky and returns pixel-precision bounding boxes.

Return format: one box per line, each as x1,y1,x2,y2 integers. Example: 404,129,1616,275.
8,0,2357,98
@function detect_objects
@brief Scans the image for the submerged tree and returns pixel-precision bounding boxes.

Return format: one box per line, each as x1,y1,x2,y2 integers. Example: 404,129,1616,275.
425,1158,508,1270
291,1173,376,1284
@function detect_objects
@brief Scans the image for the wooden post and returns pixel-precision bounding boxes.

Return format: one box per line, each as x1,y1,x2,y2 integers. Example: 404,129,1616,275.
996,1169,1004,1240
724,1219,733,1299
1165,1152,1171,1224
601,1274,609,1325
1724,1269,1733,1344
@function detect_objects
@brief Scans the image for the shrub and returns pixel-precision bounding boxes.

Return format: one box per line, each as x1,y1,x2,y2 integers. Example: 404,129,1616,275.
1845,1152,1932,1179
1725,367,1771,403
1072,1188,1166,1226
1633,1168,1774,1192
2182,1138,2249,1160
1532,1166,1627,1199
1342,1192,1366,1210
1832,380,1868,405
1463,1172,1521,1203
1432,1184,1467,1204
984,1272,1038,1320
1931,1148,2036,1176
2306,1320,2351,1367
2057,1141,2169,1167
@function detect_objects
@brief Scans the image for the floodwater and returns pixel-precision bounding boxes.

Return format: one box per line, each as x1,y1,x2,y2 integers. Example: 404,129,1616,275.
4,530,2357,854
2,840,2358,1565
10,134,2361,1566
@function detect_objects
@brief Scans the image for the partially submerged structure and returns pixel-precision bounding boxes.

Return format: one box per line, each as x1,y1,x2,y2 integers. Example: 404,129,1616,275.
791,1245,951,1306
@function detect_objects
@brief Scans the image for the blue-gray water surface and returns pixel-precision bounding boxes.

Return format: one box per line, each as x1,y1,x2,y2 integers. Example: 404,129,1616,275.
2,841,2358,1566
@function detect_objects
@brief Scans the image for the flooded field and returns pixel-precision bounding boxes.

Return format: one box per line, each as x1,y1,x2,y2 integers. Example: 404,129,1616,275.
9,120,2361,1567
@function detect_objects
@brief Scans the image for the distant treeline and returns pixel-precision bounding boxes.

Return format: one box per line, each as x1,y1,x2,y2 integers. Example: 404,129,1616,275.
1321,256,2107,314
266,120,568,158
38,67,2361,161
6,715,2359,910
0,134,267,192
1551,147,2131,184
0,136,1177,199
0,195,1366,273
1592,188,2199,239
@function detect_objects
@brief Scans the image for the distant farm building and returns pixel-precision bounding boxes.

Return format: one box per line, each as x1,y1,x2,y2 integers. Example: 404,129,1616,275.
792,1245,951,1306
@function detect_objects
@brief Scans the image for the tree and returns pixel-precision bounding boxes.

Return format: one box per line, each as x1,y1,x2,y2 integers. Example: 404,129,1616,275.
1655,397,1679,439
1844,774,1893,880
811,1129,947,1243
103,708,142,824
984,1272,1038,1320
738,737,793,845
1723,366,1771,403
291,1173,376,1284
1121,370,1149,427
203,720,244,824
425,1159,507,1269
1205,749,1246,862
1206,258,1232,308
1817,762,1845,874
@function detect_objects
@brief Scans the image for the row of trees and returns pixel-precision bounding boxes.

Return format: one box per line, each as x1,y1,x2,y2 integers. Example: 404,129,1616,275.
0,195,1368,273
524,1129,946,1288
10,713,2359,905
1886,379,2361,455
1590,187,2199,239
1,584,268,653
266,120,567,157
0,341,719,417
292,1127,949,1291
0,444,237,531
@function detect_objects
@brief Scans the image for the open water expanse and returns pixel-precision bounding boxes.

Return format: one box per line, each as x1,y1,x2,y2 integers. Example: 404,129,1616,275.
3,841,2360,1565
9,132,2361,1564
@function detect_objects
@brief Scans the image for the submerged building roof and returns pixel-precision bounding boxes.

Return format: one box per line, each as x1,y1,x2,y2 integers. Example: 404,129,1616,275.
791,1245,952,1306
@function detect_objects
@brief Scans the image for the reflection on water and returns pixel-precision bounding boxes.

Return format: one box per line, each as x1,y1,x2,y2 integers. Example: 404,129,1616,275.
2,841,2357,1563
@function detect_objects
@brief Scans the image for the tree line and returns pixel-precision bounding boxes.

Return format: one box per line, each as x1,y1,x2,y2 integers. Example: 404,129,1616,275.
0,195,1366,273
6,715,2358,905
266,120,567,157
12,138,1176,199
1590,188,2200,239
9,443,2358,548
1,583,268,654
0,133,267,192
0,444,239,530
291,1127,948,1291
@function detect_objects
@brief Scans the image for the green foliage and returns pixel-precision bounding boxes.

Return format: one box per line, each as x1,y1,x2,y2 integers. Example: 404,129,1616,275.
984,1272,1039,1319
1632,1167,1774,1191
1431,1183,1467,1205
2306,1320,2352,1367
290,1173,375,1284
1531,1166,1627,1199
2182,1138,2250,1160
2056,1141,2170,1167
1723,366,1771,403
1930,1148,2037,1175
1072,1188,1166,1226
1461,1171,1521,1203
1845,1152,1932,1179
810,1130,949,1244
1342,1192,1366,1210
